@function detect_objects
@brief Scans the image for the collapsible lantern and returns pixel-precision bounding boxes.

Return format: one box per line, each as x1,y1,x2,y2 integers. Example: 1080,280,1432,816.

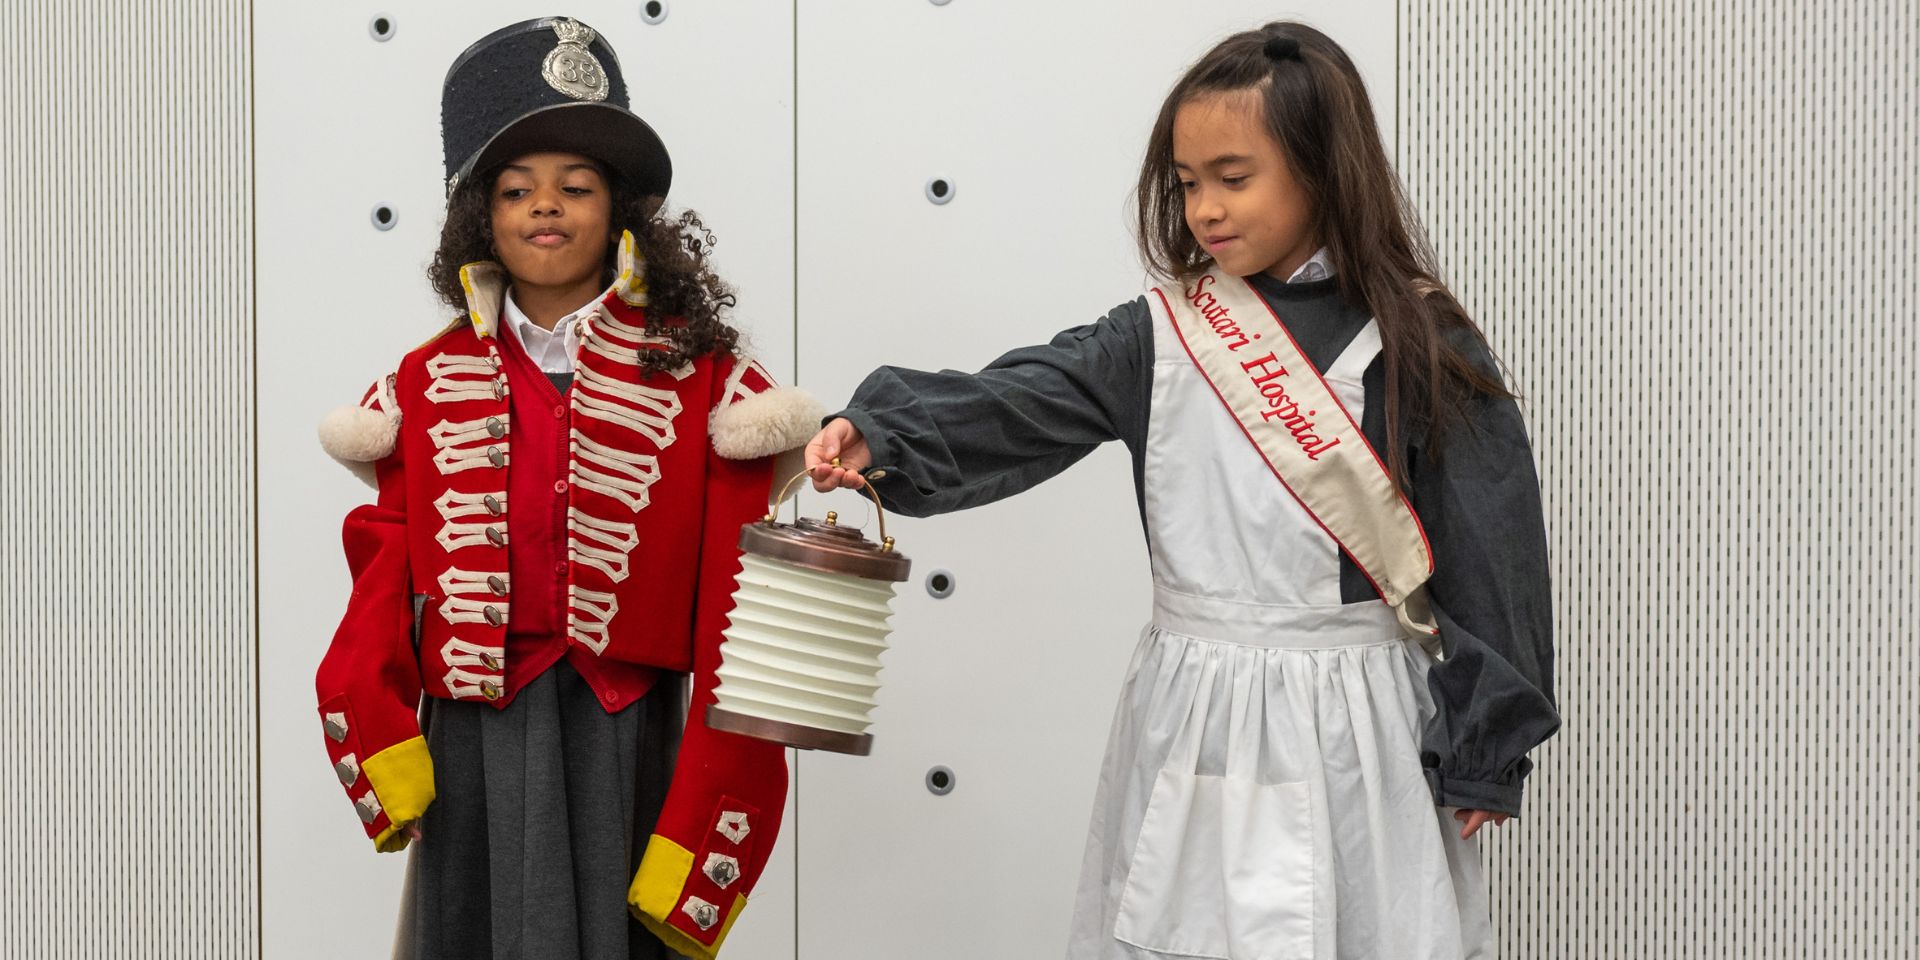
706,470,911,756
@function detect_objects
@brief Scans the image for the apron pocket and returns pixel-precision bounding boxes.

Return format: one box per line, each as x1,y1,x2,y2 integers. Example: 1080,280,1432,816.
1113,768,1317,959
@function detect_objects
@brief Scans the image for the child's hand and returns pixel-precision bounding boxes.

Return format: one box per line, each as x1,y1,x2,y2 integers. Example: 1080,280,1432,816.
1453,809,1510,839
807,419,871,492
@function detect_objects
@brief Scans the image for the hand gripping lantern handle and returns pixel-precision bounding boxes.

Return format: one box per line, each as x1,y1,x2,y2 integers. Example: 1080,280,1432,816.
765,460,896,554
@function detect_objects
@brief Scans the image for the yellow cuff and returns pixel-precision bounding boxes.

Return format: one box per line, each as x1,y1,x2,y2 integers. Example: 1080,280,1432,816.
362,736,434,853
629,835,747,960
372,822,410,853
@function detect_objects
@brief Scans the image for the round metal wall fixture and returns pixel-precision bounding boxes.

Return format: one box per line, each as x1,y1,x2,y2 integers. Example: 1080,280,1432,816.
640,1,669,25
925,177,955,205
925,765,956,796
926,569,956,599
930,0,954,6
370,204,397,231
368,14,396,41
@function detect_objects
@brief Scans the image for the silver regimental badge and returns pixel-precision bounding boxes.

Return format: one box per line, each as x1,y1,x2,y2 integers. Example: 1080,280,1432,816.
542,19,609,102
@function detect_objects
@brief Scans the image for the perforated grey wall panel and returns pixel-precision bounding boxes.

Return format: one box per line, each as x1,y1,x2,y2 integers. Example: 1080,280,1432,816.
1400,1,1917,955
0,3,257,958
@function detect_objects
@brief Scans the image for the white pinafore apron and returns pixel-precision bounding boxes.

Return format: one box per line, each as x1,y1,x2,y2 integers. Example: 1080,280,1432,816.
1064,294,1492,960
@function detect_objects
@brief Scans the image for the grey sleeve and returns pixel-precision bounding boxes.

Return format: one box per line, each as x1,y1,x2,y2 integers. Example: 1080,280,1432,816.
1412,338,1561,816
830,297,1154,518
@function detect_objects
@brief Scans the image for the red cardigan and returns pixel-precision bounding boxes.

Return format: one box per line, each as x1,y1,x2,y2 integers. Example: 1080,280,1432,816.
486,292,666,709
314,236,817,959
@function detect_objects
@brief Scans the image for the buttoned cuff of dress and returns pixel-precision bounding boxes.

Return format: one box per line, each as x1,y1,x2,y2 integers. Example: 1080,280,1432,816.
363,736,435,852
1424,768,1524,817
827,407,898,483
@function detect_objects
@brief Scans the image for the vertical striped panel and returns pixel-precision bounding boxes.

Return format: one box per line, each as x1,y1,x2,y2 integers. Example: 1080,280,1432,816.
1401,1,1916,955
0,2,256,958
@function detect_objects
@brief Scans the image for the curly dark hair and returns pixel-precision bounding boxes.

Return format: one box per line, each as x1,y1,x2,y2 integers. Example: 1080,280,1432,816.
426,167,740,376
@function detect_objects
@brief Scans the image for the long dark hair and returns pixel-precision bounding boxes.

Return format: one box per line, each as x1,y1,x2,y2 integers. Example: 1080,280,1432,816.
427,168,739,376
1137,21,1513,484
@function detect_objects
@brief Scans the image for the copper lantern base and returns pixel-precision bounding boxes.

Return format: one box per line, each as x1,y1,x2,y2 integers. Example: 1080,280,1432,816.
706,704,875,756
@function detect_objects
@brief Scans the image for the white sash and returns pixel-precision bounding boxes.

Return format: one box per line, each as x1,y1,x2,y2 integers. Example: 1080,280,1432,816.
1153,265,1441,652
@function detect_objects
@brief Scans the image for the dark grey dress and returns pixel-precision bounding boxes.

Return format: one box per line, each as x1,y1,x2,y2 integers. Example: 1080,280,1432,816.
395,659,689,960
832,275,1558,814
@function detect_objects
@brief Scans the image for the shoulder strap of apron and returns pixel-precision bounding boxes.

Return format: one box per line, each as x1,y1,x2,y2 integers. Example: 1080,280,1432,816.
1150,265,1442,655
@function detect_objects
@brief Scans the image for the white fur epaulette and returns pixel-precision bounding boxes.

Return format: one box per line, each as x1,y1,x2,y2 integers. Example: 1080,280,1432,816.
319,375,402,489
710,385,824,461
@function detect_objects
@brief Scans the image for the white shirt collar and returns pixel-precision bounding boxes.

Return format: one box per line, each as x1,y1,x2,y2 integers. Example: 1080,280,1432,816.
502,291,595,374
1284,247,1335,283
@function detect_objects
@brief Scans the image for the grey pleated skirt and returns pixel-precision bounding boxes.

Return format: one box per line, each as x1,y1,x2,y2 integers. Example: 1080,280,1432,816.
393,659,689,960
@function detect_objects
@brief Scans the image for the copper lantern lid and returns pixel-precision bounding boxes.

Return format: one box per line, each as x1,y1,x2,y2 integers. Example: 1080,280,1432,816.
736,512,911,584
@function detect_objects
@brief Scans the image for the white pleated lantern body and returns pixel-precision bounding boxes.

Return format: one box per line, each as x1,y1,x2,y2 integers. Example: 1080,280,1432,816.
708,514,910,755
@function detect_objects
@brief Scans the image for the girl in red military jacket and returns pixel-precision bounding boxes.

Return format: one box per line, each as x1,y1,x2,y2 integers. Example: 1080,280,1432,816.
314,18,816,960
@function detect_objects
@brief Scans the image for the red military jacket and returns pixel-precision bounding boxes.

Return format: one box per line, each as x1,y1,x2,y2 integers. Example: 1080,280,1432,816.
315,232,816,959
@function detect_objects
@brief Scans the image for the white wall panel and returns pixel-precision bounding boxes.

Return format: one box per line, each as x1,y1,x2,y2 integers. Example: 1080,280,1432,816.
0,1,256,957
255,3,797,956
1401,1,1918,955
41,0,1899,956
792,4,1394,957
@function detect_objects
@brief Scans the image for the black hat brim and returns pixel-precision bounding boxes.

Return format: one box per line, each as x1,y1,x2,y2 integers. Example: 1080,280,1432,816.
454,101,671,198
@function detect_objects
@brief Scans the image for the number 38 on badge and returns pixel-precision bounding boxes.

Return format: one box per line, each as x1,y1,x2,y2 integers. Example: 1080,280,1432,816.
541,18,609,102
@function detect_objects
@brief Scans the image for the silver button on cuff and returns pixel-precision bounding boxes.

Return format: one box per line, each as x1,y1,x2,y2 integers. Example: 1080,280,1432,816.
485,527,505,547
483,605,503,626
487,575,507,596
323,713,349,743
485,417,506,439
483,495,504,516
486,446,505,468
703,853,741,889
683,898,720,931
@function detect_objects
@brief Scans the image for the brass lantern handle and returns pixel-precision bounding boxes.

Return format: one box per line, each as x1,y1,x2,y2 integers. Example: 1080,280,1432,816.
767,460,895,552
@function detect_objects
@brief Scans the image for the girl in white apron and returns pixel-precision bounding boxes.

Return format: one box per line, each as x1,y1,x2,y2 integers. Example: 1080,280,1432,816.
806,22,1558,960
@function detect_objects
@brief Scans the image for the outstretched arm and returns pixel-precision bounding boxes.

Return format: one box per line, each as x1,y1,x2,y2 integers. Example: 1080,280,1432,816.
805,297,1154,515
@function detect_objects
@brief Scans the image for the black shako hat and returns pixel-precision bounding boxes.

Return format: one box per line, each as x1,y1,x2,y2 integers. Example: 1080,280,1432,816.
441,16,671,198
